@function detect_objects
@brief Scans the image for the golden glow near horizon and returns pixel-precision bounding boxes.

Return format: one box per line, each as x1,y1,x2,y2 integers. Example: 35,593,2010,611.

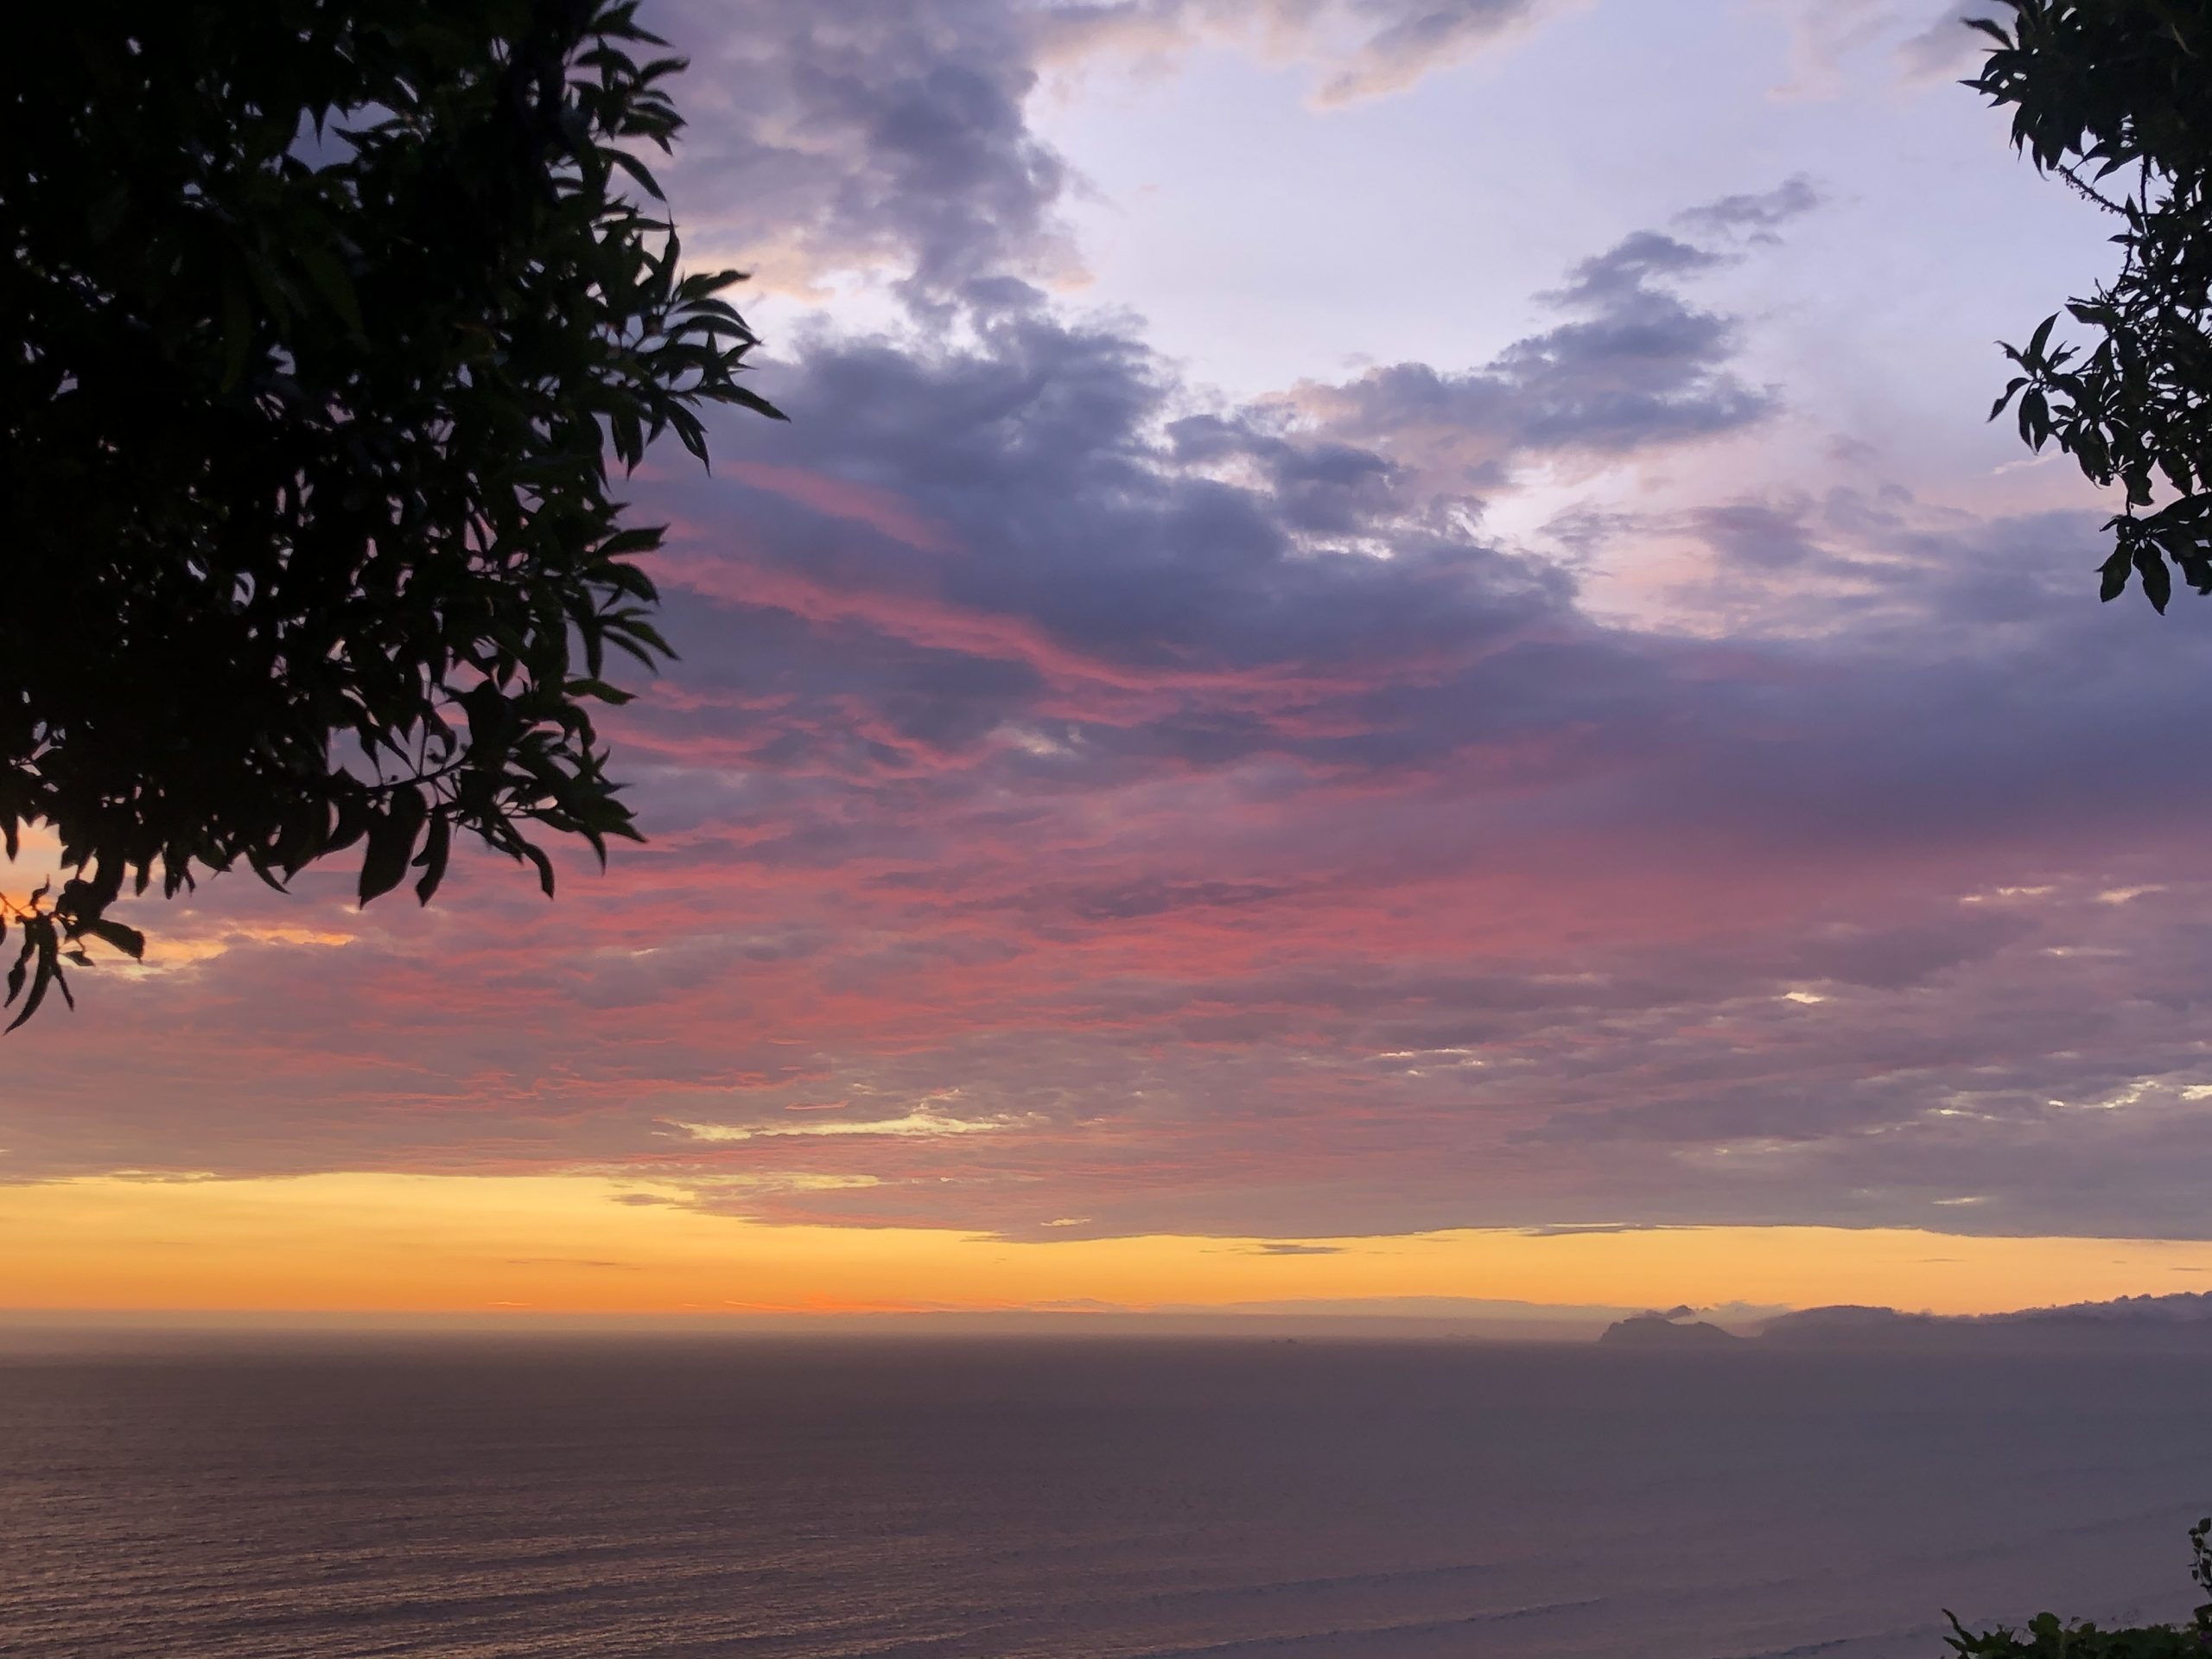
5,1173,2210,1321
0,824,63,914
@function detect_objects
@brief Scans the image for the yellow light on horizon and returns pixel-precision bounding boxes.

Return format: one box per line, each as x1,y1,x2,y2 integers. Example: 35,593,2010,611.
4,1172,2210,1324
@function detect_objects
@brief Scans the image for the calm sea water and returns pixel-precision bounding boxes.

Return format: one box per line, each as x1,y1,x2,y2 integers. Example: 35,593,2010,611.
2,1335,2208,1659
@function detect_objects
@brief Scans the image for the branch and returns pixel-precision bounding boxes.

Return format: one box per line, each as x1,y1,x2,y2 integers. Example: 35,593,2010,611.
2053,160,2130,215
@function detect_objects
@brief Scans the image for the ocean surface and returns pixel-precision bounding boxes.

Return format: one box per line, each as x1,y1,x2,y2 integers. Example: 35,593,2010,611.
3,1334,2209,1659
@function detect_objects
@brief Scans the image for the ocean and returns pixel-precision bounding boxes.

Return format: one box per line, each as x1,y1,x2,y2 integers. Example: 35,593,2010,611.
3,1334,2207,1658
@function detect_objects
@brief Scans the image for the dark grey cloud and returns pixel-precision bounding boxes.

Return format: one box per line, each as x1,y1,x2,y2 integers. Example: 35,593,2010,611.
650,0,1562,311
1675,175,1825,242
1789,913,2035,990
639,297,1590,789
1690,500,1833,571
1295,226,1774,486
657,0,1077,311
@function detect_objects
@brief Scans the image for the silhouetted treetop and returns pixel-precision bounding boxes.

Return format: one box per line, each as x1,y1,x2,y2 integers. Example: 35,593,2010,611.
1972,0,2212,612
2,0,781,1027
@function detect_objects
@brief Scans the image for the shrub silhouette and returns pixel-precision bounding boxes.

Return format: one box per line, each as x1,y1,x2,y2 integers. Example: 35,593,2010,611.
1944,1519,2212,1656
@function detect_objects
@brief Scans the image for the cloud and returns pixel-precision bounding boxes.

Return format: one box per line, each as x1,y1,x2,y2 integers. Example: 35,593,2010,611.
1766,0,2005,98
1290,221,1780,491
656,0,1081,308
1040,0,1567,106
22,152,2212,1243
32,272,2212,1243
670,1109,1024,1141
1675,175,1825,242
1897,3,2007,81
505,1257,639,1270
12,0,2212,1261
650,0,1578,309
1306,0,1560,105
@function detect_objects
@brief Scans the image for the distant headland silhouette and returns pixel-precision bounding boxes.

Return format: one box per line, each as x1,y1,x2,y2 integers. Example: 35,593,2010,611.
1598,1292,2212,1352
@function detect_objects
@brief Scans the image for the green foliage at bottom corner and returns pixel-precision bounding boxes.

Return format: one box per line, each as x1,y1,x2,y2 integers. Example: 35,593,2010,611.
1944,1610,2207,1658
1942,1520,2212,1657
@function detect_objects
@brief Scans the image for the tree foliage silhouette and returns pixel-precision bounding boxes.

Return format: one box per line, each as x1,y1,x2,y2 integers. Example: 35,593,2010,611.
1,0,780,1027
1972,0,2212,612
1943,1517,2212,1656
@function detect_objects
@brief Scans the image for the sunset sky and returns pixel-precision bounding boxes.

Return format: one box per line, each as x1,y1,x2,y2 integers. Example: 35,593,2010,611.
10,0,2212,1324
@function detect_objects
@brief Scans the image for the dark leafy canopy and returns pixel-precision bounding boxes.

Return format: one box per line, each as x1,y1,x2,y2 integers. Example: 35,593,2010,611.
0,0,781,1027
1970,0,2212,613
1943,1517,2212,1657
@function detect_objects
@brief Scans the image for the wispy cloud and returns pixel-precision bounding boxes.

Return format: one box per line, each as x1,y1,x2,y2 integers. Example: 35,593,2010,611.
668,1109,1030,1142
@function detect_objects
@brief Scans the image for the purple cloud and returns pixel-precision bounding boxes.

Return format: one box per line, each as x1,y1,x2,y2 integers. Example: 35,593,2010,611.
6,0,2209,1262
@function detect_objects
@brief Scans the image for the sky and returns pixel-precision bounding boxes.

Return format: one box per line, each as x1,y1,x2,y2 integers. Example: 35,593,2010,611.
10,0,2212,1325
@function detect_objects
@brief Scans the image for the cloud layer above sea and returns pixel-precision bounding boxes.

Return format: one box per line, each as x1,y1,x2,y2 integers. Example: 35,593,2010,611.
9,0,2209,1248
